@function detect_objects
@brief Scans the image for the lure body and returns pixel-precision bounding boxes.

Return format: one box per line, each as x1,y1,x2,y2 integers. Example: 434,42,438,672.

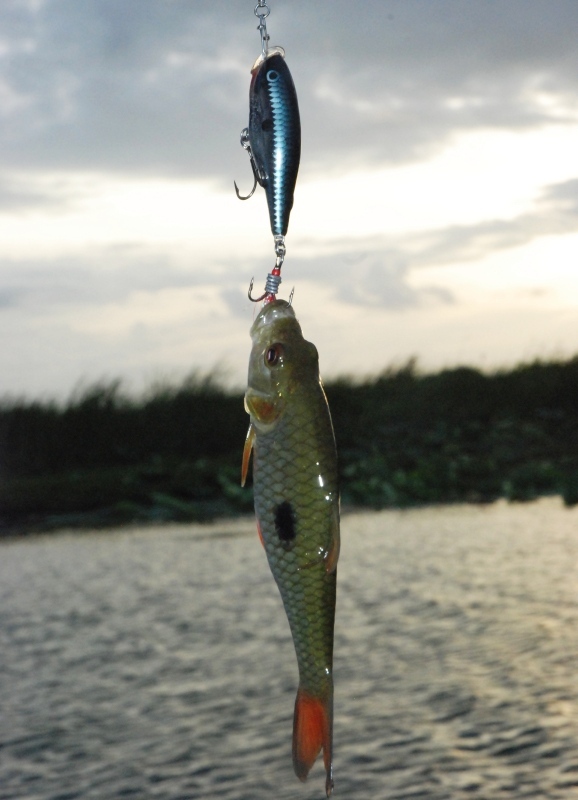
242,300,339,797
248,49,301,237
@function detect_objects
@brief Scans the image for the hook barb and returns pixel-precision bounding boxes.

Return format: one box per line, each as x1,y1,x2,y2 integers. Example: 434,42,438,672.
235,127,266,201
248,277,267,303
234,176,257,201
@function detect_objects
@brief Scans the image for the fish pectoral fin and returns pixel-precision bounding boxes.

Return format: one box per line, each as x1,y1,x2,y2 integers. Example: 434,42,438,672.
241,423,256,487
324,502,340,574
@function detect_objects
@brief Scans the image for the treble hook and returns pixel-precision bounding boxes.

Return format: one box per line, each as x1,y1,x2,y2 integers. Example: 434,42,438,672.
234,128,265,200
247,277,267,303
248,250,284,303
234,175,257,201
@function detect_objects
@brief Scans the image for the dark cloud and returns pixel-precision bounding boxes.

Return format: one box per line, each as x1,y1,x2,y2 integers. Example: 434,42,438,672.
220,287,252,318
287,251,454,310
0,288,21,309
0,1,250,176
333,256,454,309
1,0,577,182
0,173,71,211
0,244,214,312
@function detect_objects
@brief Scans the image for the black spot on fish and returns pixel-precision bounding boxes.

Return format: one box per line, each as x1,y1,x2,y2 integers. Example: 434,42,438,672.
275,501,296,549
261,118,273,132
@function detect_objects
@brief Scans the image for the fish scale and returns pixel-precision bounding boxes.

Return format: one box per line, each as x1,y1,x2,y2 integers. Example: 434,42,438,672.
255,413,337,696
243,300,339,796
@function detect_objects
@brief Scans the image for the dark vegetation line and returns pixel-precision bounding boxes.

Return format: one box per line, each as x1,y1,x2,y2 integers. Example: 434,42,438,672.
1,357,578,535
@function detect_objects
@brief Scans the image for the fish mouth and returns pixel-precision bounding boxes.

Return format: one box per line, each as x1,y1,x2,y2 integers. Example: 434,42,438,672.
244,389,285,430
250,298,297,338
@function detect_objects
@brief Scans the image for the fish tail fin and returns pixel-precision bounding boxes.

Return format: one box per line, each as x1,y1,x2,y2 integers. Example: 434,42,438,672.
292,685,334,796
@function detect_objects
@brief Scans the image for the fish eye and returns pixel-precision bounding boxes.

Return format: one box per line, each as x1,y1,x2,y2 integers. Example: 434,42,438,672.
265,343,284,367
267,69,279,82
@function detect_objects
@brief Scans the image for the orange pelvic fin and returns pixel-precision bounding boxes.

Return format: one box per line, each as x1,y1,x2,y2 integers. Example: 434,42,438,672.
256,517,265,549
241,423,256,487
292,687,334,796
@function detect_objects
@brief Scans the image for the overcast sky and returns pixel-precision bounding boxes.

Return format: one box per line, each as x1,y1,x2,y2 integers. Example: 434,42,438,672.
2,0,578,399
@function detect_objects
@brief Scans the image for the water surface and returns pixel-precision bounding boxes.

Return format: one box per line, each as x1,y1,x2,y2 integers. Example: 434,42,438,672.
1,499,578,799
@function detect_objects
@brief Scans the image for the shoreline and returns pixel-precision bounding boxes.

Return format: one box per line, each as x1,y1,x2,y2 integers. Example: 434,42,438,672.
1,491,572,540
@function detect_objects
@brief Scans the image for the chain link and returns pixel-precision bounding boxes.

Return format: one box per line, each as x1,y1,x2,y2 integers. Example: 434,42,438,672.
254,1,270,16
274,234,286,265
254,2,271,57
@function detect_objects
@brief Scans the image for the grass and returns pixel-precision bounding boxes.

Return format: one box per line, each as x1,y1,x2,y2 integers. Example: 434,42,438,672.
2,357,578,534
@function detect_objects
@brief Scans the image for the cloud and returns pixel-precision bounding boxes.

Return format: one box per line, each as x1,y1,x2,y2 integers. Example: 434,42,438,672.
1,0,578,182
407,176,578,268
294,174,578,283
335,255,454,309
0,288,21,309
0,172,72,211
1,167,572,320
220,286,254,318
0,1,251,176
286,250,453,310
2,2,578,399
0,244,213,313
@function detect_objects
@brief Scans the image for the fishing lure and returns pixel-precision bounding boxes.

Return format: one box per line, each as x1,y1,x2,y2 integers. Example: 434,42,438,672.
235,2,301,303
242,299,340,797
235,48,301,240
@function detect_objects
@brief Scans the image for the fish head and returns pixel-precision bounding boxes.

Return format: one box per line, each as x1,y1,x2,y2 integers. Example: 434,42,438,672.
245,300,319,432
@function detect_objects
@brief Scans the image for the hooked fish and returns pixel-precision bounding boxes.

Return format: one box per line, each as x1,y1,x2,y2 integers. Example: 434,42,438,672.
235,47,301,238
241,300,339,796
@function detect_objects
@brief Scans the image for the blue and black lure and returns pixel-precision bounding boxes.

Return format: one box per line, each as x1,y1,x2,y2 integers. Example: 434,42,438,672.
236,48,301,238
235,38,301,303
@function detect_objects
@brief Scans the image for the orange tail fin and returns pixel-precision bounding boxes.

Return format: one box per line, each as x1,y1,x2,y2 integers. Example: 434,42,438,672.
292,687,334,796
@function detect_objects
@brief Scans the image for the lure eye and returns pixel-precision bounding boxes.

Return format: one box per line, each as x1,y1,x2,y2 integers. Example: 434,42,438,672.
261,118,273,132
267,70,279,83
265,343,284,367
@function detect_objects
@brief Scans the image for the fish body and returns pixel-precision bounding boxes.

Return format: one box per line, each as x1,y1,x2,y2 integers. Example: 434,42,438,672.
242,300,339,796
248,49,301,237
